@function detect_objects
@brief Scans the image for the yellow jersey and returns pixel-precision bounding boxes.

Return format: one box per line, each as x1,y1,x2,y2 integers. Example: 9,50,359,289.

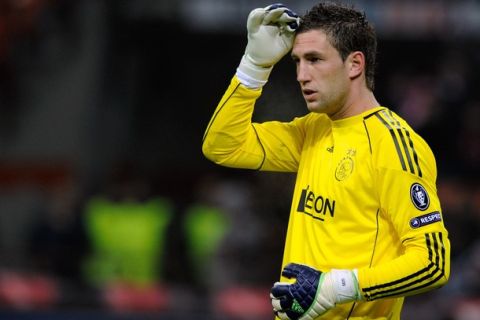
202,76,450,319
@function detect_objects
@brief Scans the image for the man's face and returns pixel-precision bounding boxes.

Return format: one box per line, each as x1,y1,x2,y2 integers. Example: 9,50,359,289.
291,29,351,117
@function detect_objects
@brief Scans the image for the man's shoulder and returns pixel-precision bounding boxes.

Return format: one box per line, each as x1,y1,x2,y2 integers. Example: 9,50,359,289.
364,107,421,141
365,108,435,174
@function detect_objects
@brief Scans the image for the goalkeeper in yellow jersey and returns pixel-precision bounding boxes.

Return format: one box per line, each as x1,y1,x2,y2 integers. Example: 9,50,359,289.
202,2,450,319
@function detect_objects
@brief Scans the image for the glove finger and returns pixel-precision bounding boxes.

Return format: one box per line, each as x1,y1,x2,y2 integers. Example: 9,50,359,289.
265,5,299,23
278,9,299,21
271,295,294,311
262,7,299,35
271,296,282,311
266,3,287,11
263,7,289,25
271,282,292,298
285,21,299,32
277,10,300,30
247,8,266,33
282,12,300,32
284,8,298,18
281,263,305,278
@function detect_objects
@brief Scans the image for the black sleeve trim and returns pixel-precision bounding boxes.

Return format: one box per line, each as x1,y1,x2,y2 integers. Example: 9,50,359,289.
362,232,446,300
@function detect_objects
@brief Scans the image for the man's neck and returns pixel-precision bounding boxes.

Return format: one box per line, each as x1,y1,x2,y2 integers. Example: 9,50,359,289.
329,85,379,120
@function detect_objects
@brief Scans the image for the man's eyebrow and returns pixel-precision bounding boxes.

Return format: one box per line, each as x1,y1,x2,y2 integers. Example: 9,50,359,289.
291,51,323,59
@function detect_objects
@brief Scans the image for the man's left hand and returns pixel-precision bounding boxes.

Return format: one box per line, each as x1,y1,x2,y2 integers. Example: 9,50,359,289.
270,263,361,320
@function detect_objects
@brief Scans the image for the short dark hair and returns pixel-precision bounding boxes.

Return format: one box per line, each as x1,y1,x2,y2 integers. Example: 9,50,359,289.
297,2,377,90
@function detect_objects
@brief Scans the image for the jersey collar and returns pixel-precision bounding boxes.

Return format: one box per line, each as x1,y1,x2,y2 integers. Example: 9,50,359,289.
331,106,386,128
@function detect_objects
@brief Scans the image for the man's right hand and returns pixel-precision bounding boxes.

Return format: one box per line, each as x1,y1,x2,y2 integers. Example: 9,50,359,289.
237,3,300,88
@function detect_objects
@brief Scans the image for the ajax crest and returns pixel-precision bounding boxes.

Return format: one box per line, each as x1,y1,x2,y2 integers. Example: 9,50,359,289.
335,149,355,181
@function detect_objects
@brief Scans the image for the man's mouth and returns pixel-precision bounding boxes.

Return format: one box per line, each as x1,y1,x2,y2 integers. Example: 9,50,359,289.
303,89,316,100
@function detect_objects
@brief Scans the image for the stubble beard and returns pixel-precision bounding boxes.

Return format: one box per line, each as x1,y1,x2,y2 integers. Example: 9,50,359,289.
306,91,347,117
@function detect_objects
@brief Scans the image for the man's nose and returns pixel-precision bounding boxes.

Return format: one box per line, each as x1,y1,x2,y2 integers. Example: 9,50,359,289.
296,62,310,83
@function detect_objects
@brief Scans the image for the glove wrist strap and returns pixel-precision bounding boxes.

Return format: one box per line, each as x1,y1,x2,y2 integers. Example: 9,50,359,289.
236,55,273,88
330,269,362,304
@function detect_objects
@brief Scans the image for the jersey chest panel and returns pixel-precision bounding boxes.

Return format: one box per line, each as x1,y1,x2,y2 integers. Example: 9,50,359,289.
288,120,382,268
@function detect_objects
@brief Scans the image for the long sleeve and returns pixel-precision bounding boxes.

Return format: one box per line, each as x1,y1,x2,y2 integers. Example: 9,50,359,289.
202,76,305,172
358,231,449,301
358,110,451,300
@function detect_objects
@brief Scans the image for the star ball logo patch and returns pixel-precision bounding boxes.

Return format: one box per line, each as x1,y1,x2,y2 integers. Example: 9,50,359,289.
410,183,429,211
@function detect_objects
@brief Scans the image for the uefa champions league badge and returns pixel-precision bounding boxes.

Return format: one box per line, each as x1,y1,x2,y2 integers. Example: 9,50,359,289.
410,183,430,211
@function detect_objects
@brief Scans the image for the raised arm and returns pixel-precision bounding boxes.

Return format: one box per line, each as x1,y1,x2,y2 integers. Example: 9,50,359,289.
202,4,303,172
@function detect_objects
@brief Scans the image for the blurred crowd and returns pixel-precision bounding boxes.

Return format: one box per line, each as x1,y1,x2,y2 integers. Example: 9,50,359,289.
0,1,479,319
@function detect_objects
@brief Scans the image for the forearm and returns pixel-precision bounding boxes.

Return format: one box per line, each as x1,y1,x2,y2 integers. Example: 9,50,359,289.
358,232,450,301
203,3,299,171
202,76,265,169
269,233,450,319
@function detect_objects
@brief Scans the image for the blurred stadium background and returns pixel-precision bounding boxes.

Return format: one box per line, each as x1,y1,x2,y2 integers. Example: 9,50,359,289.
0,0,478,319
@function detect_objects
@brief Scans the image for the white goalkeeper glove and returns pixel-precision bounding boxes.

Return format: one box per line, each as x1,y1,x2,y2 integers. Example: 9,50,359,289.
237,3,300,88
270,263,361,320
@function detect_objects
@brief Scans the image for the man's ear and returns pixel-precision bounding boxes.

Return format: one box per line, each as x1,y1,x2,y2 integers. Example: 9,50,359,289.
347,51,365,80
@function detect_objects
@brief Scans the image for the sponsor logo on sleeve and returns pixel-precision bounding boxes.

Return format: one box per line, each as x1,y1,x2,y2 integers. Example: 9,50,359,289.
409,211,442,229
410,183,429,211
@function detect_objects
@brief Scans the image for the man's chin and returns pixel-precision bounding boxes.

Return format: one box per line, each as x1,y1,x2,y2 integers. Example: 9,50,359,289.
306,102,325,114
